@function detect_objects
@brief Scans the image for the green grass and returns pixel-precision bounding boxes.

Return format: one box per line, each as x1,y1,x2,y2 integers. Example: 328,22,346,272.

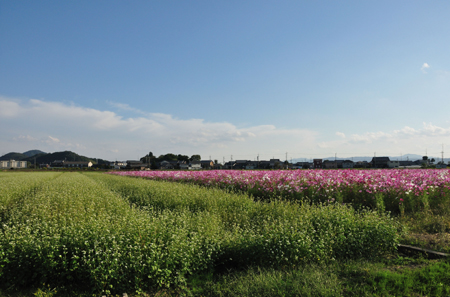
1,172,448,296
188,257,450,297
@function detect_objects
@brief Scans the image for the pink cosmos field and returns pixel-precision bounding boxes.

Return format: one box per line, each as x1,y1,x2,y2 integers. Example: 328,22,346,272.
109,169,450,213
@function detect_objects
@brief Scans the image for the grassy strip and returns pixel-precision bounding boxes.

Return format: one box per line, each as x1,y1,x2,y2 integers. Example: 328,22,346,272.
191,258,450,297
1,258,449,296
0,172,62,224
0,172,61,206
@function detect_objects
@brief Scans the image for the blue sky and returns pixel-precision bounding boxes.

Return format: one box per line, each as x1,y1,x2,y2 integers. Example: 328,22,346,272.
1,1,450,161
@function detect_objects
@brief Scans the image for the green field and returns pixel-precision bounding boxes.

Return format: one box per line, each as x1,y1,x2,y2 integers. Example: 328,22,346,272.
0,172,449,296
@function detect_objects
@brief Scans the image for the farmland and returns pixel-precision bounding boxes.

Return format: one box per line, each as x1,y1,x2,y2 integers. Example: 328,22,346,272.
111,169,450,214
1,170,450,296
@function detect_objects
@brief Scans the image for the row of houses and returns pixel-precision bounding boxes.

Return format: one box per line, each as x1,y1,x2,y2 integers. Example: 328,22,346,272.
311,156,446,169
1,159,95,169
118,160,216,170
119,159,290,170
43,160,93,168
123,156,447,170
4,155,445,171
52,155,449,170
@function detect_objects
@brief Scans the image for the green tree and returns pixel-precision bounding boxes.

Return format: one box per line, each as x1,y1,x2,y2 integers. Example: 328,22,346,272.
140,152,156,168
190,154,201,162
177,154,190,162
161,153,178,161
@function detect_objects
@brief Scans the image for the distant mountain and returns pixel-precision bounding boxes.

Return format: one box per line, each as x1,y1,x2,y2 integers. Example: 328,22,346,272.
23,150,46,157
1,150,110,165
0,152,27,161
0,150,46,161
23,151,95,164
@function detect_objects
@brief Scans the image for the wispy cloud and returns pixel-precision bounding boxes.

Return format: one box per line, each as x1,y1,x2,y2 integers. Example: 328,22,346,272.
346,123,450,145
421,62,430,73
3,97,450,160
14,135,38,141
0,97,318,160
107,101,149,116
47,136,60,143
336,132,346,138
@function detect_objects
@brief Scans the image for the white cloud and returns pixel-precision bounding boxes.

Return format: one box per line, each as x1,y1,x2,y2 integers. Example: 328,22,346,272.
48,136,60,143
348,123,450,144
350,131,392,143
315,122,450,157
421,63,430,73
0,97,318,160
336,132,346,138
0,98,22,118
4,97,450,160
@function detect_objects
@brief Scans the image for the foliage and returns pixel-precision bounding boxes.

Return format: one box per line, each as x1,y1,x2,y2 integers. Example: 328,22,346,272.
139,152,199,168
191,258,450,297
0,172,400,295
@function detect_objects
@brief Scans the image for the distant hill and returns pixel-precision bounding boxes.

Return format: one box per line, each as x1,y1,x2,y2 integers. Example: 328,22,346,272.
0,152,27,161
1,150,110,165
23,151,95,164
23,150,46,157
0,150,46,161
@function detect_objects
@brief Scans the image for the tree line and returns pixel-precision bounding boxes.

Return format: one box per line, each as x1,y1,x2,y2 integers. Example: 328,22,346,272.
140,152,201,169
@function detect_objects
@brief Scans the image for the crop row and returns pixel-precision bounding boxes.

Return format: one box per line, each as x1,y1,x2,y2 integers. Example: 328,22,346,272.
1,172,399,295
110,169,450,213
0,172,62,221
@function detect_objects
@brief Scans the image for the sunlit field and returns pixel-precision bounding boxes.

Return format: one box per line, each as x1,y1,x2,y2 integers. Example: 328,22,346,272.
1,171,449,296
112,169,450,214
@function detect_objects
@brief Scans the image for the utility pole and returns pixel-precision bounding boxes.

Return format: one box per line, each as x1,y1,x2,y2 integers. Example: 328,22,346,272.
442,144,444,164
